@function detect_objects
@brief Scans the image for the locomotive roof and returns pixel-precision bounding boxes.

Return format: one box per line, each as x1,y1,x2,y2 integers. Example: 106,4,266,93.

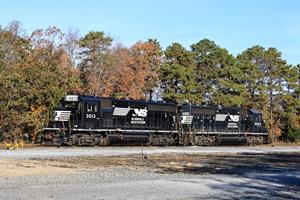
179,104,240,110
67,95,261,114
79,95,101,102
75,95,176,106
249,108,262,114
114,99,175,106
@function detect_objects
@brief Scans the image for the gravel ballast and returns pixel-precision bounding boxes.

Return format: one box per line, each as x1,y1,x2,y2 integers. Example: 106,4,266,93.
1,145,300,159
0,146,299,199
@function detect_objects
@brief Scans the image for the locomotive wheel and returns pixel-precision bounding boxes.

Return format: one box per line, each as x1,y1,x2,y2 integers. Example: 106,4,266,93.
167,136,175,146
88,135,96,146
195,135,210,146
151,135,168,146
99,135,110,146
208,136,217,146
247,136,255,146
257,137,263,145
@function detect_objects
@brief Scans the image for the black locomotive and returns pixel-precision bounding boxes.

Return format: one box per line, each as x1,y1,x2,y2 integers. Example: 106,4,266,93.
42,95,268,146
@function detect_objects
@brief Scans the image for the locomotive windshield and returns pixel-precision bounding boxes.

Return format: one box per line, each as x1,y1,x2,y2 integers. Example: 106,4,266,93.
59,95,79,109
63,101,78,109
255,114,262,122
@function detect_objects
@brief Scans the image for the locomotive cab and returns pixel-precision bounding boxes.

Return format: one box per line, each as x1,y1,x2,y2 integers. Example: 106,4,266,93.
78,96,101,129
247,109,267,133
51,95,101,130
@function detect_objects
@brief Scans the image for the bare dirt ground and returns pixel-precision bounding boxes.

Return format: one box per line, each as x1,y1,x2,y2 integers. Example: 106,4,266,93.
0,146,300,199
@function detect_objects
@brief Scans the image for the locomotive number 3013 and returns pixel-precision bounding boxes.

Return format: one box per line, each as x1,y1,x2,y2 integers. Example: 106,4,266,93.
86,114,96,119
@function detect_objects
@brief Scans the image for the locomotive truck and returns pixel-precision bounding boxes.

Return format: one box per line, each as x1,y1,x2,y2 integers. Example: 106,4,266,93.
41,95,268,146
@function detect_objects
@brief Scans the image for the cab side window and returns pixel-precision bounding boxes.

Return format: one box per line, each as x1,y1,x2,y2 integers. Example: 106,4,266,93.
86,103,98,112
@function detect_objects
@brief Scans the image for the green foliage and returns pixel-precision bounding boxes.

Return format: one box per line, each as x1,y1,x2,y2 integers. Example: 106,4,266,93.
212,52,245,106
79,31,115,96
0,23,81,142
236,45,296,142
142,39,163,99
284,126,300,142
79,31,112,54
161,43,199,103
0,25,30,68
188,39,247,106
191,39,220,102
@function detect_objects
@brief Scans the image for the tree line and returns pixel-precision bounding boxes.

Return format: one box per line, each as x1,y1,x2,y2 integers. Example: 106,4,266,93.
0,21,299,143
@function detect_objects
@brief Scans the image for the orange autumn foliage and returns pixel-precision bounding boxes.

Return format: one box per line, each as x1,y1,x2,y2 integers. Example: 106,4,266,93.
108,40,162,100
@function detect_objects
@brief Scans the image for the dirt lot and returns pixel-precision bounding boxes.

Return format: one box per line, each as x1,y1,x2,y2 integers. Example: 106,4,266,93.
0,146,299,199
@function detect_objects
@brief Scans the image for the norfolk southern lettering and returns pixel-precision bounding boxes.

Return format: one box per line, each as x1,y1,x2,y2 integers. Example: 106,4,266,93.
131,108,147,124
41,95,269,146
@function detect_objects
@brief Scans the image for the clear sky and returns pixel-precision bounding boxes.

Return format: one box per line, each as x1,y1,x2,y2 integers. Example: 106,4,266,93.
1,0,300,65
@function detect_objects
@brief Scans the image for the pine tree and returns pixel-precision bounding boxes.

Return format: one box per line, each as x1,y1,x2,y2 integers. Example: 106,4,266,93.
238,46,289,142
160,43,198,103
79,31,114,96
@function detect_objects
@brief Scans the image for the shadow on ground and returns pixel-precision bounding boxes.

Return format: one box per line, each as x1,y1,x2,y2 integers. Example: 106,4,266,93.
158,153,300,200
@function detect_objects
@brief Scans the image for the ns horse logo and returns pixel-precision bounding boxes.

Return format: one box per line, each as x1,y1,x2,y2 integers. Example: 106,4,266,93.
132,109,148,117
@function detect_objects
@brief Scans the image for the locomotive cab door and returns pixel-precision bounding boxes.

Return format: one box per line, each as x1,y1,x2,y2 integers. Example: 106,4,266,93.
83,101,100,129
